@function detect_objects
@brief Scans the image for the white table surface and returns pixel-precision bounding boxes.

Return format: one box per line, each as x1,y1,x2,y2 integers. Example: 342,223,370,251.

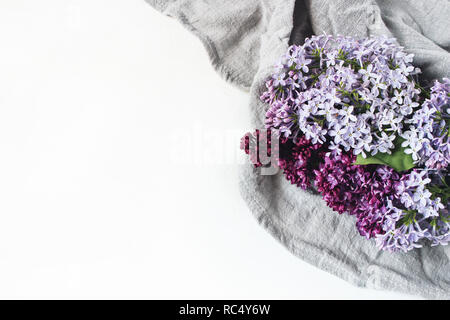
0,0,417,299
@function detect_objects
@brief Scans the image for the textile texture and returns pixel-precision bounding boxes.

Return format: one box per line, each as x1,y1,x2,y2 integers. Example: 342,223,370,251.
145,0,450,299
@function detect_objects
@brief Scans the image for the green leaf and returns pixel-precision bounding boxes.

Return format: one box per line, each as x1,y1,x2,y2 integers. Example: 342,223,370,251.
353,137,415,172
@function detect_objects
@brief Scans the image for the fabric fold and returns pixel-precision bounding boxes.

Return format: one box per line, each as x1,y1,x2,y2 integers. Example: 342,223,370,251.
145,0,281,90
145,0,450,299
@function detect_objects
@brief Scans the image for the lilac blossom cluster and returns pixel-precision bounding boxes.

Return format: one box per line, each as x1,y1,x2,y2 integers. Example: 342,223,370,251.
313,152,449,251
401,78,450,169
278,136,328,190
240,132,327,190
376,170,450,252
241,35,449,252
262,34,423,158
314,153,401,239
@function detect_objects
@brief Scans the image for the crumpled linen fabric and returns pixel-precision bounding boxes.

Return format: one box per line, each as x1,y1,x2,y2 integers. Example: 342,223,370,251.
145,0,450,299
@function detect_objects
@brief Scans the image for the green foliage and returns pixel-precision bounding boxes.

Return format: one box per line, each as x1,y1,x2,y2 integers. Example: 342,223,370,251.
354,137,415,172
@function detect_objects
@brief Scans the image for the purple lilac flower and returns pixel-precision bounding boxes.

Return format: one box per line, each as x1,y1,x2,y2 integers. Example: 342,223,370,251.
241,132,328,190
261,35,423,158
375,170,449,252
250,34,449,252
277,136,328,190
265,101,296,138
314,152,401,239
401,78,450,169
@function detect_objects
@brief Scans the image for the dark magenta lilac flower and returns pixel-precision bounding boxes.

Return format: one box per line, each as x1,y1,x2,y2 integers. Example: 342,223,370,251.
314,152,401,239
277,136,328,190
241,35,449,252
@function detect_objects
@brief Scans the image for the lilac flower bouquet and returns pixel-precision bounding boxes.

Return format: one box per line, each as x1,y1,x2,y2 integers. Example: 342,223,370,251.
242,35,450,252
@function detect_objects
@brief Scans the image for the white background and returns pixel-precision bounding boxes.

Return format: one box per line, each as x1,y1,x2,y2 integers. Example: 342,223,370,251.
0,0,416,299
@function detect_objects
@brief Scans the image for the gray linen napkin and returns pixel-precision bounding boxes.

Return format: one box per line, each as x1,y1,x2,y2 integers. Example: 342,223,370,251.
145,0,450,299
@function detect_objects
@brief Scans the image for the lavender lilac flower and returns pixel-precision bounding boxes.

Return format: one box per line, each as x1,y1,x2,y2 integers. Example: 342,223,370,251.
401,78,450,169
261,34,423,158
376,170,450,252
241,35,449,253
